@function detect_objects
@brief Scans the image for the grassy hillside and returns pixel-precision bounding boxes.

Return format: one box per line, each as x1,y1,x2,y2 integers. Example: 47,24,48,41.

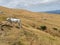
0,6,60,45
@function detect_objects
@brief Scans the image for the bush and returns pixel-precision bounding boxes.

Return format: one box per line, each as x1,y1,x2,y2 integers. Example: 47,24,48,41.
53,28,58,30
40,25,47,31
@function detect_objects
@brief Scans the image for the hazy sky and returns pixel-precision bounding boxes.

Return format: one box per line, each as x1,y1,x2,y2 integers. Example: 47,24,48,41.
0,0,60,12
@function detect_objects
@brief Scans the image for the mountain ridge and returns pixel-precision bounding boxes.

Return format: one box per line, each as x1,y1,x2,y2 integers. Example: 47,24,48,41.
46,10,60,14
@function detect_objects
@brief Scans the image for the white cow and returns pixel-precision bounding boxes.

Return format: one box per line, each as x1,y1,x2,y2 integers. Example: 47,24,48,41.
6,17,21,28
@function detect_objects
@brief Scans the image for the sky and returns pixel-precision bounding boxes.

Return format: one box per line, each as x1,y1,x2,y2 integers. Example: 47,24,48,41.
0,0,60,12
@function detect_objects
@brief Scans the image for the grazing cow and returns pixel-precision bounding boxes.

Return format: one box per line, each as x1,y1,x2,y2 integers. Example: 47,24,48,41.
6,17,21,28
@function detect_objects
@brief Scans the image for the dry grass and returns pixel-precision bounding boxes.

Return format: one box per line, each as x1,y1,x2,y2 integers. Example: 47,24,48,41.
0,6,60,45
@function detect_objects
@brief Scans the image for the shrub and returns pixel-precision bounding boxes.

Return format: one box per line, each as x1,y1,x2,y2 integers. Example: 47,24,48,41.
53,28,58,30
40,25,47,31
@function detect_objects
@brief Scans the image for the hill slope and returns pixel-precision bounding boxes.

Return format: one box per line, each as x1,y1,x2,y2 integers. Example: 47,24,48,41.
0,6,60,45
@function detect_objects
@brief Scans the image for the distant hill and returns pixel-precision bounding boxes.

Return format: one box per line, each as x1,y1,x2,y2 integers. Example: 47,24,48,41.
46,10,60,14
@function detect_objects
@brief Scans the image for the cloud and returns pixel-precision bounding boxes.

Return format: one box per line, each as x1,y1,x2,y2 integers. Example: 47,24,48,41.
0,0,59,7
0,0,60,12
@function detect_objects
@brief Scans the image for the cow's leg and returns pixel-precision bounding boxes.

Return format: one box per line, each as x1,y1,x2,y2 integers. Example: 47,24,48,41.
18,23,20,29
18,21,21,29
9,20,13,26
